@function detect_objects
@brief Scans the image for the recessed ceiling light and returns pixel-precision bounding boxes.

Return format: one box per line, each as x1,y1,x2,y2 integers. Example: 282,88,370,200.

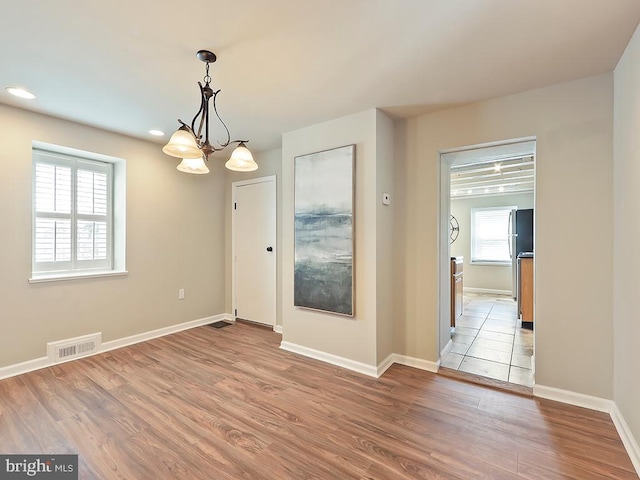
5,86,36,99
149,129,165,136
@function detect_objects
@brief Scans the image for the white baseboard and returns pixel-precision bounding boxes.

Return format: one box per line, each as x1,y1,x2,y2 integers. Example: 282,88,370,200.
0,356,51,381
378,353,440,377
534,384,639,476
533,384,613,413
610,404,640,475
441,339,454,358
280,341,379,377
464,287,512,296
392,354,440,373
273,325,283,334
280,341,441,379
280,340,441,379
377,353,395,377
101,313,230,353
0,313,233,381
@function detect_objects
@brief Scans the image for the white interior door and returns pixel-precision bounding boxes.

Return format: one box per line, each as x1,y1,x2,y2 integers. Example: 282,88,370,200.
233,177,276,327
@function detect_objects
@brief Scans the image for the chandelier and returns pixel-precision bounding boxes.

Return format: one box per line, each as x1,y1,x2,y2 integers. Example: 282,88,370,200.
162,50,258,175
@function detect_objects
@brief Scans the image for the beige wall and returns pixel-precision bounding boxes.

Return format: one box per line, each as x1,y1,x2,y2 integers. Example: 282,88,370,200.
613,23,640,451
0,104,227,368
392,120,409,355
398,74,614,398
281,109,379,366
393,117,440,361
375,110,395,364
225,148,283,325
451,193,534,292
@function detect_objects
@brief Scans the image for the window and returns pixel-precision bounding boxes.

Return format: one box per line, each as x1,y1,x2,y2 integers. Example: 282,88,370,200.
31,145,126,281
470,207,514,265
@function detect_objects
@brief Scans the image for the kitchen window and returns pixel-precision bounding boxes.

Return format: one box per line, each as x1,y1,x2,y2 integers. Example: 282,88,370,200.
31,144,126,282
470,206,513,265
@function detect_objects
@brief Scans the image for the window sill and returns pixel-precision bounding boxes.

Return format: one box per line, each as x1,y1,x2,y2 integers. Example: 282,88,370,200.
29,270,128,284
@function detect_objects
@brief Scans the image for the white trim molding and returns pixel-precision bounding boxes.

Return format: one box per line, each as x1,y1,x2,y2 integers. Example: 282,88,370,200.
533,384,613,413
0,356,51,381
392,354,440,373
100,313,232,353
0,313,234,381
610,404,640,475
377,354,395,377
280,342,441,379
280,341,378,377
274,325,283,334
441,339,454,358
534,384,639,476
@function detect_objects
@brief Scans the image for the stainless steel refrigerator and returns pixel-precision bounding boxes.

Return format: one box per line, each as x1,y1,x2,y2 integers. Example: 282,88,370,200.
509,208,534,299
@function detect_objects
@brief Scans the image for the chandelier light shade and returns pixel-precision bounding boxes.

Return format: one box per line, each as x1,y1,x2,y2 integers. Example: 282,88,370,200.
225,142,258,172
162,125,202,159
176,157,210,175
162,50,257,175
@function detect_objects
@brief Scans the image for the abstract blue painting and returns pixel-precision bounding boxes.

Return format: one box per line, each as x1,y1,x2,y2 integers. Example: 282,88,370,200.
294,145,355,316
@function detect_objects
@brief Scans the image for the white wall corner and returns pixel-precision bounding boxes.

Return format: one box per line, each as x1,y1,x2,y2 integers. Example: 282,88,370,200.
274,325,283,334
279,341,378,377
610,404,640,476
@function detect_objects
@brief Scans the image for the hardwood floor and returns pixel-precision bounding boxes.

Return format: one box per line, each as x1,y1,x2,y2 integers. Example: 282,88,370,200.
0,322,636,479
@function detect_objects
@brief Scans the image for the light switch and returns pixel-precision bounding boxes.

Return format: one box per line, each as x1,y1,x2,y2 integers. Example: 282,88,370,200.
382,193,391,205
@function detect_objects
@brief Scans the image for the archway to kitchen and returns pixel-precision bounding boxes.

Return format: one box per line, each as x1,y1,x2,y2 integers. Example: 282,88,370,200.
438,138,536,390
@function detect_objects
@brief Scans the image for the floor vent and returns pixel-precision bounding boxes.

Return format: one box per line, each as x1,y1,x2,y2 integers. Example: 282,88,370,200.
208,321,233,329
47,333,102,363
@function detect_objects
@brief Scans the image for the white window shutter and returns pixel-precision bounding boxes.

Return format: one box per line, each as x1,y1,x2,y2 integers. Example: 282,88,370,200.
32,150,113,275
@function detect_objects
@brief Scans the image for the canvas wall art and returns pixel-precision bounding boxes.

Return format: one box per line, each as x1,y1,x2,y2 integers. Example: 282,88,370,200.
294,145,355,316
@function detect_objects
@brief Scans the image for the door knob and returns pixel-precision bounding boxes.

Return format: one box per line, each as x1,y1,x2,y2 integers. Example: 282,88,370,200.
266,246,273,252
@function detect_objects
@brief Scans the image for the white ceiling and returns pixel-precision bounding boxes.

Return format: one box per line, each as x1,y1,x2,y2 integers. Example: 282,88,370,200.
451,156,534,198
1,1,639,156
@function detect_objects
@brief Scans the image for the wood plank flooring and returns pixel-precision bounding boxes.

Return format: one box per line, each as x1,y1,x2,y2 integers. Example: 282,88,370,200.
0,322,636,479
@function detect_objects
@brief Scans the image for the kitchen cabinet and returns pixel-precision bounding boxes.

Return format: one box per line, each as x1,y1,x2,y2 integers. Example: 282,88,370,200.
451,257,463,327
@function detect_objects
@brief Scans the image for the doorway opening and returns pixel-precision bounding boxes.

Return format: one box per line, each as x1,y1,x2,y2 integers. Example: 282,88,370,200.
438,139,536,389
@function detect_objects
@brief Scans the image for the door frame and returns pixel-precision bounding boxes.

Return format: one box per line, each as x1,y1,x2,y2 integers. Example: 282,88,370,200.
231,175,277,328
438,138,536,360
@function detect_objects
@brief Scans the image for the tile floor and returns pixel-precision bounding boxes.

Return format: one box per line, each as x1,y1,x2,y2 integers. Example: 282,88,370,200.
441,293,534,386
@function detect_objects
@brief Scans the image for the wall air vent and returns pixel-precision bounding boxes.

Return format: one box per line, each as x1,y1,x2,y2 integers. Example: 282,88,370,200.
47,333,102,363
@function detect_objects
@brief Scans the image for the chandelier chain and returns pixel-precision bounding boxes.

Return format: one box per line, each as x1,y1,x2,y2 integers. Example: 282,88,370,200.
204,61,211,85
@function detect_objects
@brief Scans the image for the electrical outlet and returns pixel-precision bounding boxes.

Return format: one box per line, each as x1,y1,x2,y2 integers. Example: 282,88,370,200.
178,289,185,300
